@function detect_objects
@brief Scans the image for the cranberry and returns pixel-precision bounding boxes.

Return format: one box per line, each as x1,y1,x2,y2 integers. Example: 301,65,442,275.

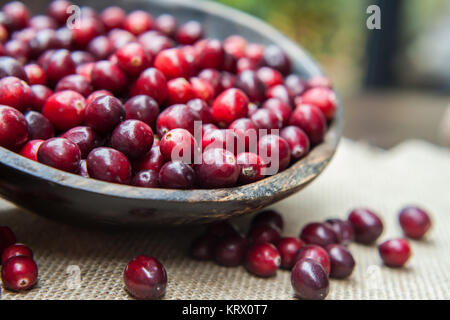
72,17,103,48
285,74,306,97
76,62,94,81
280,126,310,160
154,14,177,37
251,210,284,230
277,237,304,269
176,21,203,45
263,99,292,127
195,39,225,70
108,28,136,50
156,104,197,136
138,32,174,56
399,206,432,239
55,74,92,97
29,16,56,31
189,77,215,103
202,129,243,155
236,152,265,184
2,256,38,292
154,48,190,80
111,120,154,159
87,147,131,184
85,95,125,133
132,169,160,188
348,208,384,244
198,68,221,93
122,95,159,128
378,238,411,268
42,49,76,85
306,76,333,89
30,84,53,111
223,35,247,59
300,87,337,121
245,242,281,277
245,43,264,63
43,90,86,131
37,137,81,173
215,234,248,267
300,222,339,247
263,45,291,75
293,245,330,274
19,139,44,161
133,146,163,173
220,72,237,91
5,39,30,63
325,219,354,246
100,7,125,31
258,134,291,174
87,36,114,60
158,161,195,189
86,90,113,105
166,78,194,105
1,244,33,265
187,99,213,123
0,226,16,256
251,109,282,135
123,10,153,35
0,105,28,151
124,255,167,300
61,126,100,158
0,76,33,112
0,56,27,81
195,148,239,188
212,88,249,128
91,60,128,95
190,233,218,261
236,70,266,104
79,159,89,177
236,57,257,73
247,223,281,245
24,111,54,140
160,128,198,163
202,123,219,137
257,67,283,88
116,42,152,76
28,29,61,58
289,104,327,145
228,118,257,153
131,68,168,105
206,221,239,238
24,64,47,85
47,0,71,24
2,1,30,30
291,258,329,300
325,244,355,279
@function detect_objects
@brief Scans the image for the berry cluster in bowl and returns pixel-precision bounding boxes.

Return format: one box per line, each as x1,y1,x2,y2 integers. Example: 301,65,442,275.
0,0,338,190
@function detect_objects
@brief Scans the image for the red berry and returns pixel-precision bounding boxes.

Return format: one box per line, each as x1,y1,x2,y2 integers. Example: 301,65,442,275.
0,76,33,112
236,152,265,184
245,43,264,63
2,1,30,30
123,10,153,35
160,128,198,163
195,148,239,188
300,87,337,121
190,234,218,261
42,49,76,85
399,206,432,239
236,70,266,104
198,68,221,93
72,17,103,48
206,221,239,238
132,169,160,188
190,77,215,103
266,84,293,106
215,234,248,267
0,56,27,81
291,258,329,300
187,99,213,123
236,57,258,73
91,60,128,95
124,255,167,300
158,161,195,189
300,222,339,248
293,244,330,274
258,134,291,174
133,146,163,173
154,14,177,37
220,71,237,91
85,95,125,133
61,126,100,159
245,242,281,277
85,89,113,105
325,244,355,279
37,137,81,173
247,223,281,245
229,118,258,152
251,210,284,230
116,42,152,76
262,98,292,127
108,28,136,50
257,67,283,88
195,39,225,70
154,48,190,80
24,64,47,85
277,237,304,269
55,74,93,97
0,226,16,257
43,90,86,131
378,238,411,268
131,67,168,105
223,35,247,59
280,126,310,160
263,45,291,75
0,105,28,151
2,256,38,291
348,208,383,244
289,104,327,145
156,103,197,136
100,6,125,31
47,0,72,24
111,120,154,159
124,95,159,128
24,110,55,140
325,219,354,246
176,20,203,45
202,129,243,155
87,147,132,184
19,139,44,161
2,244,33,265
285,74,306,97
251,108,282,135
166,77,195,105
138,32,174,56
212,88,249,128
30,84,53,112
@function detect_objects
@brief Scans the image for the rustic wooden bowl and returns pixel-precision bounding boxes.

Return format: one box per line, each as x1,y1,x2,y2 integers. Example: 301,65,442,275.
0,0,343,227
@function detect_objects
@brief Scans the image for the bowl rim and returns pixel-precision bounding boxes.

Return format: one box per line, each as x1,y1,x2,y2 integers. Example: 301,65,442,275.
0,0,342,203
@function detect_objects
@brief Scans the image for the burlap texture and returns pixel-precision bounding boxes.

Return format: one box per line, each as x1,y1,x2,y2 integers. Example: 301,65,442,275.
1,139,449,300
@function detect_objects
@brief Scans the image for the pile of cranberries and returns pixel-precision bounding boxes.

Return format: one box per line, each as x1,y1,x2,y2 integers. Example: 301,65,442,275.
189,205,432,300
0,226,38,292
0,0,338,189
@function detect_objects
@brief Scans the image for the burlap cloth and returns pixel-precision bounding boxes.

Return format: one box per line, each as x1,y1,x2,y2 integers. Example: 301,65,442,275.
1,138,449,300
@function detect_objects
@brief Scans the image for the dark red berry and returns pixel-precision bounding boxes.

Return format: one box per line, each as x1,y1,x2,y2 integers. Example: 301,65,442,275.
85,90,113,105
0,105,28,150
228,118,257,152
220,71,236,91
176,20,203,45
154,14,177,37
47,0,72,24
236,70,266,104
285,74,306,97
202,129,243,155
277,237,304,269
215,234,248,267
133,146,163,173
293,245,330,275
154,48,190,80
30,84,53,112
348,208,384,244
61,126,100,159
2,256,38,291
2,244,33,265
87,36,114,60
236,57,258,73
190,233,218,261
87,147,132,184
206,221,239,238
123,10,153,35
0,76,33,112
245,242,281,277
42,49,76,85
123,95,159,128
195,39,225,70
198,68,221,93
212,88,249,128
24,64,47,85
258,134,291,174
247,223,281,245
132,169,160,188
291,258,329,300
166,77,195,105
156,103,197,136
236,152,265,184
72,17,103,48
290,104,327,145
24,111,54,140
91,60,128,95
189,78,215,103
131,67,168,104
124,255,167,300
43,90,86,131
108,28,136,50
0,226,16,257
19,139,44,161
263,45,291,75
325,219,354,246
300,222,338,248
138,32,174,56
300,87,337,121
378,238,411,268
325,244,355,279
160,128,198,163
280,126,310,160
263,98,292,127
111,120,154,159
399,206,432,239
0,56,27,81
266,84,293,106
257,67,283,88
37,137,81,173
251,210,284,231
195,148,239,188
158,161,195,189
100,6,125,31
84,95,125,133
55,74,93,97
2,1,30,30
223,35,247,59
116,42,152,76
187,98,213,123
251,108,282,134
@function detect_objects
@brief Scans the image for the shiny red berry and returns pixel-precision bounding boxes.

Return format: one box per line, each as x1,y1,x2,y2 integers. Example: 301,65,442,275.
280,126,310,160
258,134,291,174
19,139,44,161
84,95,125,133
43,90,86,131
0,226,16,257
325,244,355,278
37,137,81,173
2,243,33,265
215,234,248,267
300,222,339,247
2,256,38,291
212,88,249,128
300,87,337,121
290,104,327,145
0,76,33,112
195,148,239,188
116,42,152,76
87,147,132,184
154,48,190,80
0,105,29,151
247,223,281,245
236,152,265,184
277,237,304,269
123,10,153,35
132,169,160,188
176,20,203,45
160,128,198,163
91,60,128,95
133,146,163,173
293,244,330,274
24,110,55,140
158,161,196,189
111,120,154,159
399,206,431,239
156,103,197,136
245,242,281,277
100,6,125,31
378,238,411,268
348,208,384,244
291,258,329,300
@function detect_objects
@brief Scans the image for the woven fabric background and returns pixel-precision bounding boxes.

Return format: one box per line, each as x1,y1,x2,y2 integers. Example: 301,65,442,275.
1,138,449,300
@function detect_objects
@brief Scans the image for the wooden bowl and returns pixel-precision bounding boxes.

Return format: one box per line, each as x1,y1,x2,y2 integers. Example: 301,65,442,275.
0,0,343,227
